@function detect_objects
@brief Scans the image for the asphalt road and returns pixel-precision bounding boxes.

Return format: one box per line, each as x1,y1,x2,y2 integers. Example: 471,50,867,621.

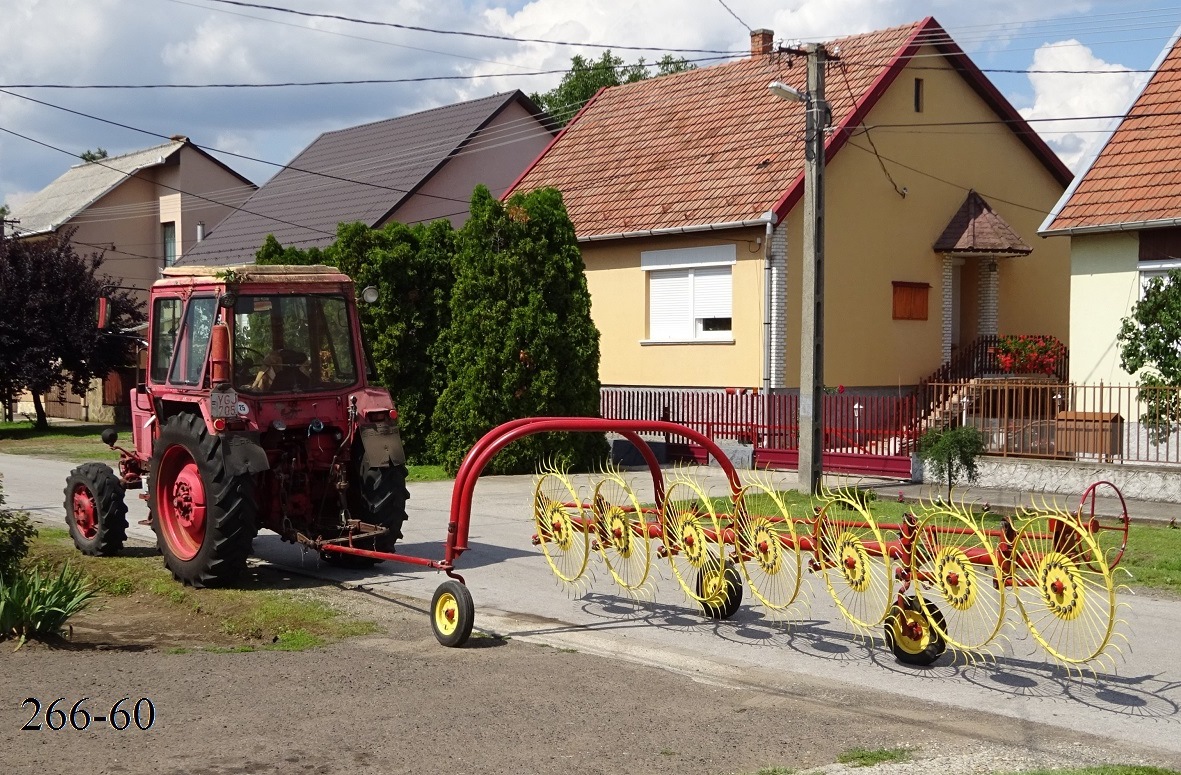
4,452,1179,762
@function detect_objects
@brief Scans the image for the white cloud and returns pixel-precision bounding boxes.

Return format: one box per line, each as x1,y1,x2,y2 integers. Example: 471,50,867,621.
1020,40,1150,172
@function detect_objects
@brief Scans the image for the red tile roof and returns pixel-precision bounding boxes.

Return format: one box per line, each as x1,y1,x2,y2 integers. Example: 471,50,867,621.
1044,32,1181,232
510,18,1069,238
934,190,1032,254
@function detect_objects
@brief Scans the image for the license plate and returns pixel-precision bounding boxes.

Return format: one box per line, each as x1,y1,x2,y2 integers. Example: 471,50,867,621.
210,390,239,419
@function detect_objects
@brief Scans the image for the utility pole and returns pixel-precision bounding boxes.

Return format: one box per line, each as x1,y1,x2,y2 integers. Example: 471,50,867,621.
797,42,828,495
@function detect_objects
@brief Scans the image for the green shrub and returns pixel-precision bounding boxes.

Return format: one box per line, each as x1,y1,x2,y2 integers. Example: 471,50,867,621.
0,564,96,649
0,475,37,578
918,425,987,500
430,186,606,474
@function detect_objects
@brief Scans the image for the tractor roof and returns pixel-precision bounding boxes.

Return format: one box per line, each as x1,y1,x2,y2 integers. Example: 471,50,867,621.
158,264,354,288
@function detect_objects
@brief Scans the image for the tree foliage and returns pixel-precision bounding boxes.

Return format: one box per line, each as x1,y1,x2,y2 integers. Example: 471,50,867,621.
429,185,605,474
531,51,695,126
1117,269,1181,442
256,222,455,463
918,425,986,501
0,230,144,428
79,148,108,163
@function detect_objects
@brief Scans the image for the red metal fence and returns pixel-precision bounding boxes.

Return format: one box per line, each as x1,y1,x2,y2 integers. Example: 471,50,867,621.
602,380,1181,472
600,387,918,477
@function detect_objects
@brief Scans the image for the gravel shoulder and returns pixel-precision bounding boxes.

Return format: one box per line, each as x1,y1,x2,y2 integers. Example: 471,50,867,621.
2,573,1178,775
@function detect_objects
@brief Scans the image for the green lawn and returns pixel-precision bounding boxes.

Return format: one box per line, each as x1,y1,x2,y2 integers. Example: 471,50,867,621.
0,421,121,462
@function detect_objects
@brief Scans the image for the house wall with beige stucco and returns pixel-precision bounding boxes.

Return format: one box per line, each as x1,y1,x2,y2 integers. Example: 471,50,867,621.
1066,231,1140,384
586,45,1070,389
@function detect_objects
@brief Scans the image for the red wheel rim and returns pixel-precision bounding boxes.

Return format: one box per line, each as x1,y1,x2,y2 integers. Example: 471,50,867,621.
71,484,98,540
156,445,206,561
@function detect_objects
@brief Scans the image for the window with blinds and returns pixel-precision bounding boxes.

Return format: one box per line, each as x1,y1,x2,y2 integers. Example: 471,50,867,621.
642,245,735,342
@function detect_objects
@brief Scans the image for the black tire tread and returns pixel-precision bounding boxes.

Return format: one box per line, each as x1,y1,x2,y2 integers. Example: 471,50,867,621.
149,412,257,588
63,462,128,556
349,447,409,549
431,580,475,647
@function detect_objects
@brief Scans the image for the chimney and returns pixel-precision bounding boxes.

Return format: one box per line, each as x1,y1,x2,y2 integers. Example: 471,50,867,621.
751,28,774,57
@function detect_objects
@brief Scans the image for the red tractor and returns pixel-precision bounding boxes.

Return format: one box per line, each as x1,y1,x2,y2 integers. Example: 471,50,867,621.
64,264,410,589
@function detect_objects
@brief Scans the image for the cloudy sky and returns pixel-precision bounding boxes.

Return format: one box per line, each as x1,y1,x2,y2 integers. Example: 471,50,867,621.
1,0,1178,212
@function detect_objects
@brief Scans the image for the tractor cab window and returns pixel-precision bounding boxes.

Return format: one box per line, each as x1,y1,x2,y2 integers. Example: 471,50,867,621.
233,294,359,393
150,297,184,383
168,297,218,386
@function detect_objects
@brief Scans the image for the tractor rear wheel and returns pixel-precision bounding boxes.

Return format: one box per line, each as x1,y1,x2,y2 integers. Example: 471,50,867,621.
63,462,128,556
348,449,409,551
149,413,257,587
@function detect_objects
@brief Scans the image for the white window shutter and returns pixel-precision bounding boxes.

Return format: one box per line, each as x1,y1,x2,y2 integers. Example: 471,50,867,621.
650,269,692,340
693,266,732,318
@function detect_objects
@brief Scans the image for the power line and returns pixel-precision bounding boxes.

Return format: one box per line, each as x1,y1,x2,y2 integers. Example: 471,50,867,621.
714,0,752,34
204,0,745,55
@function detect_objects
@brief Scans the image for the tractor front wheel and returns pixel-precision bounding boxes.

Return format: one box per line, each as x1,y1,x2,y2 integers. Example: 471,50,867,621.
63,462,128,556
431,580,474,647
149,413,256,587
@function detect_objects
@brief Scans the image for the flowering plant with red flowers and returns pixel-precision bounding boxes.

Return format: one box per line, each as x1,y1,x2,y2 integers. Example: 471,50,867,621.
995,335,1064,375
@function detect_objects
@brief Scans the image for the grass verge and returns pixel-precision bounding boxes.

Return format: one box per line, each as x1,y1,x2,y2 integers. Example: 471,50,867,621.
25,527,378,651
0,421,120,463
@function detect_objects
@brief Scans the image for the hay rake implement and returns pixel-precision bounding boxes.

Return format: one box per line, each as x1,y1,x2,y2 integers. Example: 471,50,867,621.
511,419,1130,669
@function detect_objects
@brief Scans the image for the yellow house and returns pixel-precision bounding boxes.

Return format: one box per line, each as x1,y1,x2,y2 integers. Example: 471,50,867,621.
508,18,1072,393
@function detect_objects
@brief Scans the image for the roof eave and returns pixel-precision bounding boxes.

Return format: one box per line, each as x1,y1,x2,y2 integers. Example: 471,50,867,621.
1040,216,1181,237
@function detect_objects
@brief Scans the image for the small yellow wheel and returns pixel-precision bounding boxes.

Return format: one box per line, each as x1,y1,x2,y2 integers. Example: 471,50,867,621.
533,470,590,584
591,473,652,591
661,479,732,610
884,595,947,666
814,493,893,629
732,482,802,611
431,580,474,647
912,505,1006,653
1011,513,1116,664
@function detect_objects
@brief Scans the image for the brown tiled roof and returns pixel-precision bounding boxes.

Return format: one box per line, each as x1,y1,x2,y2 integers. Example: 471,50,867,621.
509,18,1069,237
182,91,547,266
1044,32,1181,232
934,190,1032,254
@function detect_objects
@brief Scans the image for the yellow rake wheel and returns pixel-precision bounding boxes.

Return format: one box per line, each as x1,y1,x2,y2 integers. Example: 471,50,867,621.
660,479,736,614
1011,513,1116,664
911,505,1006,653
532,470,590,584
733,482,803,612
591,474,652,592
814,493,894,629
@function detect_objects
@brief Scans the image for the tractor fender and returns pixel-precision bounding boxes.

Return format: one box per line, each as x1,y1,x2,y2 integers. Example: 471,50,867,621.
221,432,271,476
359,423,406,467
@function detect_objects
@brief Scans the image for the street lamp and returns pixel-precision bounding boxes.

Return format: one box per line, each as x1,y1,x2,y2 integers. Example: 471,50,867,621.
770,43,829,495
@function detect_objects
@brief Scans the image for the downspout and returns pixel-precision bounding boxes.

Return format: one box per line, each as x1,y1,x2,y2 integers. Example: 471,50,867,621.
763,218,774,396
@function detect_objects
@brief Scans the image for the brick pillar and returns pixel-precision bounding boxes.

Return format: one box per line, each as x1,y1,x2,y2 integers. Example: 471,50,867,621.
770,223,788,388
751,29,774,57
941,254,954,363
979,259,998,336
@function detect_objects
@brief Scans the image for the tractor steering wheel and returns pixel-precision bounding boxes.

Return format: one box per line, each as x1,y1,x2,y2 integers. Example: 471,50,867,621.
234,346,266,388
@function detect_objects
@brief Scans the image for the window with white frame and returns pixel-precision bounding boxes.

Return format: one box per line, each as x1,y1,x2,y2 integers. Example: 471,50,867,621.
642,245,735,342
1138,259,1181,298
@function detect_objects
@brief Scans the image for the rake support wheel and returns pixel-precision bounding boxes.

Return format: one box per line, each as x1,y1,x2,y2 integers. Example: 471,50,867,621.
431,580,474,647
885,595,948,666
696,557,743,620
